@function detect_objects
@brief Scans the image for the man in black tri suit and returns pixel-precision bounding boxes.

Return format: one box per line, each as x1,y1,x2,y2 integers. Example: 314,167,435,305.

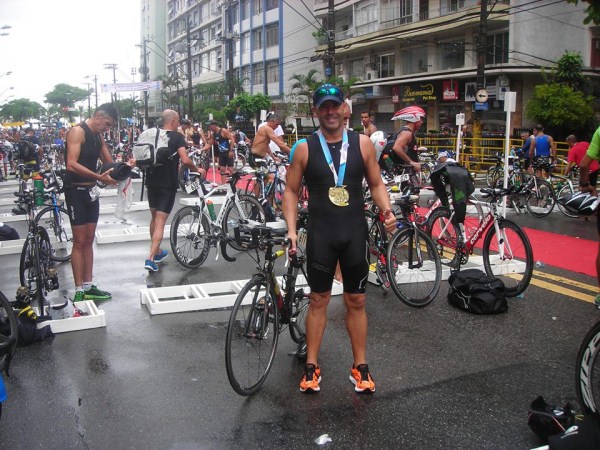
283,84,396,394
64,104,124,303
201,120,235,185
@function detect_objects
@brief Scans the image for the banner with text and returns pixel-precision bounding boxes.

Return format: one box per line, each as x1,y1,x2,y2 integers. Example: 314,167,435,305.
101,81,162,93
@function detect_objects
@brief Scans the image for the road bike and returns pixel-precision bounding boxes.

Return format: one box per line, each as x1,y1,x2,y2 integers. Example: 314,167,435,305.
575,317,600,422
225,224,310,396
428,186,533,297
34,171,72,261
367,189,442,307
14,189,59,314
169,169,266,269
177,146,210,190
546,164,580,218
242,155,288,221
0,288,18,377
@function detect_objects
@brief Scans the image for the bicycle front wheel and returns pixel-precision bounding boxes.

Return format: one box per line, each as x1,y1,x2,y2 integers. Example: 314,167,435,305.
0,289,18,375
225,276,279,396
386,227,442,307
556,184,579,218
525,178,556,218
482,219,533,297
19,227,51,292
427,207,462,268
35,206,72,261
576,321,600,418
223,194,266,251
169,206,211,268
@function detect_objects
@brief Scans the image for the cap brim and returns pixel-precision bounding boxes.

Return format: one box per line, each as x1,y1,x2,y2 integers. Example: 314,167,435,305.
314,96,343,108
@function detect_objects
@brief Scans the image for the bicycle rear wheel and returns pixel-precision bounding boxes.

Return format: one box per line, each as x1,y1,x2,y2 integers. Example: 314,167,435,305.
223,194,266,251
0,289,18,375
482,218,533,297
34,206,72,261
427,207,462,268
286,267,309,344
556,184,579,218
366,210,390,289
19,228,51,292
225,276,279,396
576,321,600,418
486,166,503,188
169,206,211,268
525,178,556,217
386,227,442,307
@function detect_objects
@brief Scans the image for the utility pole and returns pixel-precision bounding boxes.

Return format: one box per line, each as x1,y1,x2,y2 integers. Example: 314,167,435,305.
104,63,118,104
186,18,193,121
325,0,335,78
142,39,149,126
473,0,487,145
93,74,98,109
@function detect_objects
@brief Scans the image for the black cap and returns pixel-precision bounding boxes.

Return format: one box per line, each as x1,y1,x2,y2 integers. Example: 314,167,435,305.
313,84,344,108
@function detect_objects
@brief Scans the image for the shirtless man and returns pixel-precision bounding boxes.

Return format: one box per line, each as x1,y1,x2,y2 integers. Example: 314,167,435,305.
361,111,377,137
249,113,290,166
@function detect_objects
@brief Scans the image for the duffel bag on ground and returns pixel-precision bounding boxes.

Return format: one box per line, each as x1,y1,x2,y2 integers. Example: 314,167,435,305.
447,268,507,315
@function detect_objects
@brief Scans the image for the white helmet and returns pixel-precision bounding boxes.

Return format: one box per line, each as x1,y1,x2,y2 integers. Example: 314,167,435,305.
370,131,386,161
558,192,600,216
392,106,426,122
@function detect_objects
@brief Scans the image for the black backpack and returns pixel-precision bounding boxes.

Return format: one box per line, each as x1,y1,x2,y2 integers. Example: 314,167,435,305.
447,268,507,314
18,140,36,161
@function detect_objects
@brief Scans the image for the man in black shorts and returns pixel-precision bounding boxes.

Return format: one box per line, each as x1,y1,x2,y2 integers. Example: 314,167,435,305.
201,120,234,185
144,109,204,272
283,84,396,394
64,103,123,302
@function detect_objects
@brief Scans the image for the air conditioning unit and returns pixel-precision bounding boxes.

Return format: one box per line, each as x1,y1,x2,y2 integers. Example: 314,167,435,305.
366,69,377,80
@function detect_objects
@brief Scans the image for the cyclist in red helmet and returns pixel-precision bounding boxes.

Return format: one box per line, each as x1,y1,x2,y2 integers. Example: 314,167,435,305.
390,106,426,173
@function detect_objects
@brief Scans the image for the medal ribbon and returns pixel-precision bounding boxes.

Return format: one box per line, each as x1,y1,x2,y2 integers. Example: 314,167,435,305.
318,129,348,186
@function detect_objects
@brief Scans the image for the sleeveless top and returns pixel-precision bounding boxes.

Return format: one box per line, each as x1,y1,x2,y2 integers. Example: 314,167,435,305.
64,122,101,185
390,126,418,165
213,128,230,153
304,130,365,225
534,135,551,157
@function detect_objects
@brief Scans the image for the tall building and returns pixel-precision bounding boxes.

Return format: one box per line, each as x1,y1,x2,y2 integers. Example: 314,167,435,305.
141,0,321,124
313,0,597,134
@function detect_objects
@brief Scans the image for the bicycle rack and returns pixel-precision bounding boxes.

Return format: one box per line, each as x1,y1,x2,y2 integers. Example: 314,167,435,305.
96,225,171,244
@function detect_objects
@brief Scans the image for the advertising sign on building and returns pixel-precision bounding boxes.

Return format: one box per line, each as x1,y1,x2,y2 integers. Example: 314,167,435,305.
442,80,459,100
401,83,437,102
465,82,477,102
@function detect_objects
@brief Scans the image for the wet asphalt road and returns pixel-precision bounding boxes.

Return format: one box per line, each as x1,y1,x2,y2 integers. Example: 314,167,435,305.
0,182,598,449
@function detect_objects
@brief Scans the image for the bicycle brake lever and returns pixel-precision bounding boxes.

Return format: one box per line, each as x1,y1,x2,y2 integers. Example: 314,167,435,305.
284,246,289,268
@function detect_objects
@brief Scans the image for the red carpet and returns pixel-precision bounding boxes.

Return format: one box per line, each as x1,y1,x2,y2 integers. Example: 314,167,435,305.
522,226,596,276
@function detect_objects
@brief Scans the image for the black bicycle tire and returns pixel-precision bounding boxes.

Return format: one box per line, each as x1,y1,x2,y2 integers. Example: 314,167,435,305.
225,276,279,396
386,227,442,307
178,165,189,191
427,207,461,268
575,320,600,418
556,184,579,218
169,206,211,269
420,163,432,187
266,178,286,219
0,289,18,375
482,218,533,297
525,178,556,218
222,194,266,251
366,209,390,289
486,166,503,188
34,227,51,314
288,266,309,344
34,205,72,262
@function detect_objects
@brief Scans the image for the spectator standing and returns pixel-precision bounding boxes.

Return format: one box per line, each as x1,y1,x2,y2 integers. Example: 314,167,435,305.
565,135,598,186
144,109,204,272
530,124,556,176
201,120,234,185
64,104,122,302
360,111,377,137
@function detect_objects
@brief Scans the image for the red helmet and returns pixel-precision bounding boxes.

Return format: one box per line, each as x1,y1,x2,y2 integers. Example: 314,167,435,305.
392,106,426,122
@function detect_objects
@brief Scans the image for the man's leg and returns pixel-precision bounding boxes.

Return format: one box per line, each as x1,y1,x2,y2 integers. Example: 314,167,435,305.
148,210,169,261
344,293,368,366
70,224,88,288
81,222,98,284
305,291,332,366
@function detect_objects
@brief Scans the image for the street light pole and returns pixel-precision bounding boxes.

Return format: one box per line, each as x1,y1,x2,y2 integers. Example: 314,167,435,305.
186,18,193,121
104,63,118,104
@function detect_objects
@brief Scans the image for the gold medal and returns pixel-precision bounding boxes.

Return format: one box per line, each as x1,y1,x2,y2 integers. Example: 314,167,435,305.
329,186,349,206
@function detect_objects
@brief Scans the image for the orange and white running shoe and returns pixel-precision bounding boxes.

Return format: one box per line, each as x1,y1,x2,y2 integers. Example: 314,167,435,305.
299,364,321,392
349,364,376,393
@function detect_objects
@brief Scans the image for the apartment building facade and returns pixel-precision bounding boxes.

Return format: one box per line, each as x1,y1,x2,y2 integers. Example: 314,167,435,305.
313,0,598,135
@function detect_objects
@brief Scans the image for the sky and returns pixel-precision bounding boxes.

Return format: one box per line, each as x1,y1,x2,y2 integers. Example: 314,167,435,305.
0,0,141,108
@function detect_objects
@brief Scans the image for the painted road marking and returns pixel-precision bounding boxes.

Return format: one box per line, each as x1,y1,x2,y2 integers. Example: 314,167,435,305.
508,270,596,303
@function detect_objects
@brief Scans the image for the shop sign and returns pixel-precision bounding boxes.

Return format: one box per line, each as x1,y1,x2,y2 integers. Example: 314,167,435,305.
474,102,489,111
442,80,459,100
392,86,400,103
401,83,437,102
465,82,477,102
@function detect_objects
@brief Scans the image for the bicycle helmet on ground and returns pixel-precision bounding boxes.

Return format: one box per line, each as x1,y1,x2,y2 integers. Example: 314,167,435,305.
392,106,426,122
558,192,600,216
370,130,386,161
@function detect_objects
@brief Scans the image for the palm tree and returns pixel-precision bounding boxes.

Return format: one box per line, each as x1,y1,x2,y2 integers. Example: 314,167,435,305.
289,69,322,127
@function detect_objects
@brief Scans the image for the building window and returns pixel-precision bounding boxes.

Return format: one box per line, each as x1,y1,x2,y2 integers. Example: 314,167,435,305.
253,0,262,16
266,60,278,83
230,4,239,24
438,42,465,70
241,65,251,87
381,0,412,26
253,62,264,85
241,0,250,20
210,50,217,71
241,32,250,54
486,32,508,65
266,23,278,48
201,53,208,74
217,50,222,71
350,59,366,79
252,28,263,50
355,1,378,36
377,53,395,78
266,0,278,11
403,47,428,74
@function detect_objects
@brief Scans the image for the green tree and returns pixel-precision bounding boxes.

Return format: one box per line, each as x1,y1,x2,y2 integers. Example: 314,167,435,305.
554,51,585,90
223,92,271,127
115,97,141,120
0,98,44,121
525,83,594,139
45,84,88,122
193,82,229,123
289,69,322,126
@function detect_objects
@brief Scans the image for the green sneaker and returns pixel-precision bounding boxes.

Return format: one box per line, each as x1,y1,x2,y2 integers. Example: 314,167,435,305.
73,291,85,302
84,285,112,301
